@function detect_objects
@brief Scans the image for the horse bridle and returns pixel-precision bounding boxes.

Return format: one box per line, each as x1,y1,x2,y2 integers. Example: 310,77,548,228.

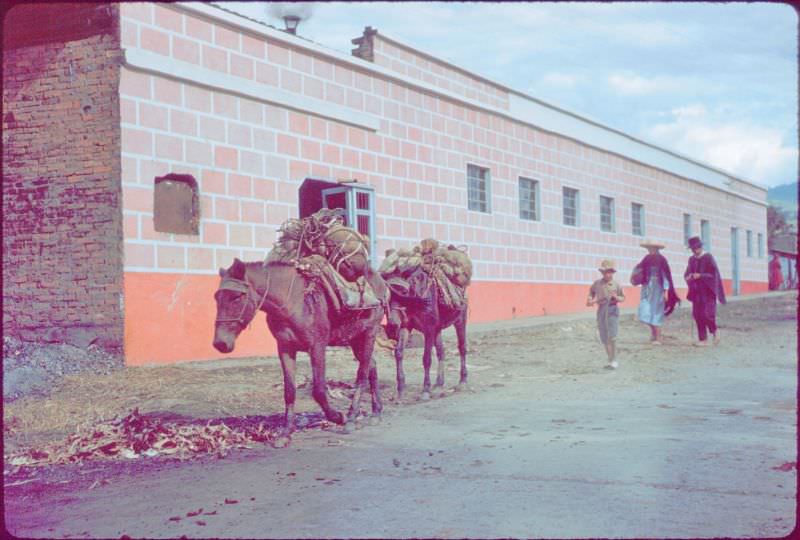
214,275,270,326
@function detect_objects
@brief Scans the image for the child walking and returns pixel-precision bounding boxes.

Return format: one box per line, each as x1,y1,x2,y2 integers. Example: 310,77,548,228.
587,259,625,369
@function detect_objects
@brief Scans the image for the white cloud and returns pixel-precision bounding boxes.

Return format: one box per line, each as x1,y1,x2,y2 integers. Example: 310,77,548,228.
607,72,696,96
646,105,797,186
670,104,707,118
541,72,581,89
608,21,689,47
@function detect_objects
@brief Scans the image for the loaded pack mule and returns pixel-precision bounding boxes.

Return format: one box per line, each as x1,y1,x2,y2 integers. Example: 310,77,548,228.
384,266,469,401
212,257,389,445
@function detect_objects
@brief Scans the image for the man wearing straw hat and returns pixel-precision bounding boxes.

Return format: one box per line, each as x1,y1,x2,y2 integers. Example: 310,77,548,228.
631,239,681,345
685,236,726,346
586,259,625,369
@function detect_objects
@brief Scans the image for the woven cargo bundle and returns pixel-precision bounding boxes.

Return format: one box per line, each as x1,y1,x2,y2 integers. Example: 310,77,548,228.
265,209,370,281
379,238,472,304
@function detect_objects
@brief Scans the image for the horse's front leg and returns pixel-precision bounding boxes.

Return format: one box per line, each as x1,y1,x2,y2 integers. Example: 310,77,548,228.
274,345,297,447
433,331,446,388
394,327,409,401
455,311,468,390
420,330,435,401
346,332,374,429
309,343,344,425
368,357,382,422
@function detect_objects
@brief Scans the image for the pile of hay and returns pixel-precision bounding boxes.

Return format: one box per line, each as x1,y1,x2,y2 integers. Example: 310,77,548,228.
380,239,472,308
7,408,278,467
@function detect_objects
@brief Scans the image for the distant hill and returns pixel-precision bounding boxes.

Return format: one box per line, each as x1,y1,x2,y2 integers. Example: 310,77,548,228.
768,182,798,227
768,182,797,207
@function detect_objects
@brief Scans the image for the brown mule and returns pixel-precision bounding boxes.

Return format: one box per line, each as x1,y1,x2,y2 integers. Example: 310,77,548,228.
213,258,388,445
384,266,468,401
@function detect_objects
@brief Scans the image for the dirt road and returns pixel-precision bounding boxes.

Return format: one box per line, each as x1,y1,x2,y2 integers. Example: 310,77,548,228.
5,293,797,538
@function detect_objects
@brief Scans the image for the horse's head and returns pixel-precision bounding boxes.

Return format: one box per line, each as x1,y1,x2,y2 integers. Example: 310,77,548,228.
213,258,260,353
382,268,430,340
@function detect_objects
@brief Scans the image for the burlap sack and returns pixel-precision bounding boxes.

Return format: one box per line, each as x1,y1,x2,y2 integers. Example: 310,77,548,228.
420,238,439,255
323,224,370,280
379,250,399,274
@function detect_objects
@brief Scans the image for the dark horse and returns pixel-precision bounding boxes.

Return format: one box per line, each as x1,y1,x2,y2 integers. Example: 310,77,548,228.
213,258,388,443
384,266,468,401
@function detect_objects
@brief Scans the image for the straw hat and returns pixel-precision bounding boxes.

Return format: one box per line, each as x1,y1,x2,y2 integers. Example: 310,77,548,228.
598,259,617,273
639,238,665,250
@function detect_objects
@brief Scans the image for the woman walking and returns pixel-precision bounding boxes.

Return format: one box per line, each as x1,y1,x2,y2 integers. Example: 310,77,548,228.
632,239,681,345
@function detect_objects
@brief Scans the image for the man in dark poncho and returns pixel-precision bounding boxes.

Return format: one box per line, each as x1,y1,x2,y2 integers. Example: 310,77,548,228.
684,236,727,346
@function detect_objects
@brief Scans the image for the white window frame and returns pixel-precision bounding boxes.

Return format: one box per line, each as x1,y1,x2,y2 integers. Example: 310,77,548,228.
683,213,692,246
467,164,491,213
746,230,753,257
701,219,711,251
518,177,540,221
599,195,615,232
631,202,645,236
562,186,580,227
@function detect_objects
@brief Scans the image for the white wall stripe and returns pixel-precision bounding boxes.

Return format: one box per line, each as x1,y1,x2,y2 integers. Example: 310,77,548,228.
123,49,380,131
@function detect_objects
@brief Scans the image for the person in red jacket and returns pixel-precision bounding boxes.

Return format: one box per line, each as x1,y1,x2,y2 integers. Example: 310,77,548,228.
684,236,727,346
769,254,784,290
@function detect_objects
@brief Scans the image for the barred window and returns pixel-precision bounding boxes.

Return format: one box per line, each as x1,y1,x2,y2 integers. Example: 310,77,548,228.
631,203,644,236
758,232,764,257
519,177,540,221
467,164,490,213
600,195,615,232
683,213,692,246
746,230,753,257
701,219,711,250
563,187,579,226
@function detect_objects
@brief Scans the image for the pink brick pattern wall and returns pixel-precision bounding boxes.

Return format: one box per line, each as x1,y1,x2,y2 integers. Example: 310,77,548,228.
120,3,767,287
372,36,510,111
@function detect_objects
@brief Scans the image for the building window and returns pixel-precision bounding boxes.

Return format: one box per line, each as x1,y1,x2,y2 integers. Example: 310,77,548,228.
599,196,615,232
153,173,199,235
467,164,491,213
758,232,764,257
700,219,711,250
519,177,540,221
746,230,753,257
563,187,579,227
631,203,645,236
683,213,692,246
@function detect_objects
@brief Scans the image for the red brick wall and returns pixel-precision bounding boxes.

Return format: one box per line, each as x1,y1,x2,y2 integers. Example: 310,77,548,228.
2,9,124,351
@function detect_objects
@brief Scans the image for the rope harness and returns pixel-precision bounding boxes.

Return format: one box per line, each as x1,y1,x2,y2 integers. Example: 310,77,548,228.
214,274,271,328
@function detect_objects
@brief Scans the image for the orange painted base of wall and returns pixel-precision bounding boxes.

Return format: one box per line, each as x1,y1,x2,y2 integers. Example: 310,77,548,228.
123,272,768,365
124,272,278,366
723,279,769,296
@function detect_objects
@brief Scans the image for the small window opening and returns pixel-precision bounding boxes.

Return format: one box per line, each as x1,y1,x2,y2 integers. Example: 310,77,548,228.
153,173,199,235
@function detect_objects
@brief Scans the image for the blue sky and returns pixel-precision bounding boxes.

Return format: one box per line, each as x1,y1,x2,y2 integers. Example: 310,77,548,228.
216,2,798,188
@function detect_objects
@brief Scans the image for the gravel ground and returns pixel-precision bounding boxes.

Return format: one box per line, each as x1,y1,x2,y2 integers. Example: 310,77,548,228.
2,336,123,402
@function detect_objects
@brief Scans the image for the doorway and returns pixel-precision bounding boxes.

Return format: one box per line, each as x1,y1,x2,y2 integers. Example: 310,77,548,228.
298,177,376,266
730,227,740,296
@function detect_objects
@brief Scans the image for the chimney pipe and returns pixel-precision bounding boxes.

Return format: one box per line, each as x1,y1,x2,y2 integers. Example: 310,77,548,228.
283,15,300,34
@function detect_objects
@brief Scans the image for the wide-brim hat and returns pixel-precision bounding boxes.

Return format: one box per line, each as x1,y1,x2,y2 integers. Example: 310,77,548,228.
598,259,616,273
640,238,665,250
687,236,703,249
